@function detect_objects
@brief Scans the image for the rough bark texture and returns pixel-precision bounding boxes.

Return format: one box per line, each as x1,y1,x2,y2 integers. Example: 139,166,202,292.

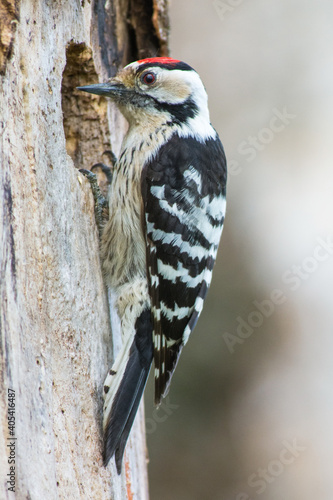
0,0,169,498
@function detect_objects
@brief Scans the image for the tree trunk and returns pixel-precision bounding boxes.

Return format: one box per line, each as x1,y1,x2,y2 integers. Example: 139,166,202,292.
0,1,168,498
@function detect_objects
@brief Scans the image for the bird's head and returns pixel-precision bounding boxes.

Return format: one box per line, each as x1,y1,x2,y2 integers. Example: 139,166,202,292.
78,57,210,128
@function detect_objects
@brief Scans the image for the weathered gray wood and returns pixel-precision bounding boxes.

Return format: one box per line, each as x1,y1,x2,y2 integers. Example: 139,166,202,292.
0,1,169,498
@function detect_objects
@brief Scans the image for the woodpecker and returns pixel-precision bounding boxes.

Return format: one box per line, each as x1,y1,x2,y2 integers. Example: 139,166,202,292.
78,57,227,473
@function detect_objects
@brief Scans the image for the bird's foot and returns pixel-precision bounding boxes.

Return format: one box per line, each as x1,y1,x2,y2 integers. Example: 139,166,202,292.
79,150,116,235
80,168,109,236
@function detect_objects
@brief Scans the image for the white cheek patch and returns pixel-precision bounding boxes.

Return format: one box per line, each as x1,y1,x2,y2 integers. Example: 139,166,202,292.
150,80,191,104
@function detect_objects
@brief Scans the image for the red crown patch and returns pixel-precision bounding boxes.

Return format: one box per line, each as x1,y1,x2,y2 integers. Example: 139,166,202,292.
137,57,181,66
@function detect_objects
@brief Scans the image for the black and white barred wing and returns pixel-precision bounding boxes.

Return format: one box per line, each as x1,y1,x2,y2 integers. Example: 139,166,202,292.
142,134,227,405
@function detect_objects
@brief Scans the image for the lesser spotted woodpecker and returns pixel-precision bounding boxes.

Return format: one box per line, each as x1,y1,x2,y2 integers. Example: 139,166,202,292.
78,57,227,473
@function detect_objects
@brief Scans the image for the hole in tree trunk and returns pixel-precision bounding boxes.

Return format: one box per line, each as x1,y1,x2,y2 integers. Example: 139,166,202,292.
61,42,111,171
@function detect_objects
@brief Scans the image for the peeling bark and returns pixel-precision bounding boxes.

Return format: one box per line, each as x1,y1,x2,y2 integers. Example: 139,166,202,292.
0,1,169,498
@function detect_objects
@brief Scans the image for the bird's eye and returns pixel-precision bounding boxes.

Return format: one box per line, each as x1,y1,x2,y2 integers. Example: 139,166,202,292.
141,72,156,85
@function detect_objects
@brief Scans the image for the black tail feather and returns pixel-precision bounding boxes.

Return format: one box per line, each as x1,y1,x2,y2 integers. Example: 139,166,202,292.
114,370,147,474
103,308,153,472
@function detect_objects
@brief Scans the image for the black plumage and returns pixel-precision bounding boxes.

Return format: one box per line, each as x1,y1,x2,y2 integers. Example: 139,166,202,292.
142,133,227,404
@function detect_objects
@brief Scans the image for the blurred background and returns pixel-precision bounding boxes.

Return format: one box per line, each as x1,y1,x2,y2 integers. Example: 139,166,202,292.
144,1,333,499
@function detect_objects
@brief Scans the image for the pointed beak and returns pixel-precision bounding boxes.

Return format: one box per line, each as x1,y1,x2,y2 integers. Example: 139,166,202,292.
77,81,128,98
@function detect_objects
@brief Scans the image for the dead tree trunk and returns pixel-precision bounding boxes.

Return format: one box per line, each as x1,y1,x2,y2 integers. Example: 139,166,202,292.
0,1,168,498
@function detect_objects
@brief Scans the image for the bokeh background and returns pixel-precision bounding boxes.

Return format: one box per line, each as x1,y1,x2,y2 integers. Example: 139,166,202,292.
144,1,333,499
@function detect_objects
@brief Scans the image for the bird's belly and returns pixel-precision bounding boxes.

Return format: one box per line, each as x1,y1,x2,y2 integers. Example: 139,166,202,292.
100,172,146,289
